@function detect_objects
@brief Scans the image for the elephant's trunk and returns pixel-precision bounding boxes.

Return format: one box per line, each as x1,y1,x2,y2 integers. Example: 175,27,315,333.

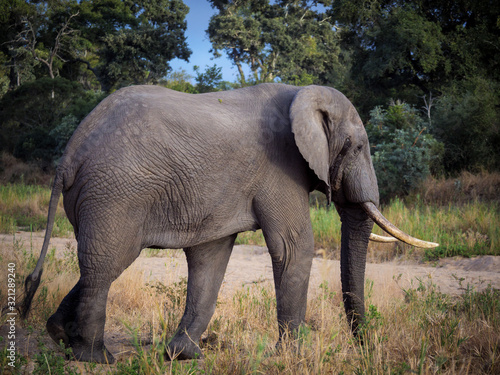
338,204,373,336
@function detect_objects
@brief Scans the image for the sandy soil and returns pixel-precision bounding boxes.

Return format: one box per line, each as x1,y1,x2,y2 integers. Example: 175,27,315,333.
3,231,499,295
1,231,499,367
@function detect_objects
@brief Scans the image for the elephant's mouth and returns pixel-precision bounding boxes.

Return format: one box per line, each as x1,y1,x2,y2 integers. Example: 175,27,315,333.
363,202,439,248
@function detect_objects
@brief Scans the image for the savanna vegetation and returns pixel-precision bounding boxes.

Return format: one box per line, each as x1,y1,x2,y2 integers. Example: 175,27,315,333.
1,0,499,373
1,0,499,184
1,208,499,373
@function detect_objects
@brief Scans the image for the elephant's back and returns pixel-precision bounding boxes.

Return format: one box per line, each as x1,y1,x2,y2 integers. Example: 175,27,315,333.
58,83,296,199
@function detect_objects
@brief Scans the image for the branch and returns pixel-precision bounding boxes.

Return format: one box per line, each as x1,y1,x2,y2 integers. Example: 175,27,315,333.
412,127,427,147
17,11,79,78
49,12,79,64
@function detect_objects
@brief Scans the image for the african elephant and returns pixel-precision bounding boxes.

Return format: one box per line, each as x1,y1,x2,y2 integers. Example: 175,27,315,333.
22,83,437,363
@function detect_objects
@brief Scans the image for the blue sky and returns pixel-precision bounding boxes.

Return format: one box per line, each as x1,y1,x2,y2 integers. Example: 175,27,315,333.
169,0,242,82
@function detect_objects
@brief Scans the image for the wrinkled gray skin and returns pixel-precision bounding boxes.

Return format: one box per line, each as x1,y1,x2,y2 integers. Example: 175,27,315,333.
29,84,379,363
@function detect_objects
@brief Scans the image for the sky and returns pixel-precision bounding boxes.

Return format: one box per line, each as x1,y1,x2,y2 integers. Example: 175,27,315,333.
169,0,242,83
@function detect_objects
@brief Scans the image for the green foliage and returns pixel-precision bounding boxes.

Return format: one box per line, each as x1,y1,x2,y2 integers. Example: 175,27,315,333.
0,77,106,163
330,0,500,116
49,115,79,155
158,69,197,93
0,0,498,176
159,66,234,94
1,0,191,93
194,64,224,93
432,76,500,173
207,0,343,85
33,340,78,375
83,0,191,91
367,101,444,201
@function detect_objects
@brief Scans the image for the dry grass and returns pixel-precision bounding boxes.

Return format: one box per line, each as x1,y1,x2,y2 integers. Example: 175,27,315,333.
1,171,499,372
0,183,71,235
0,237,78,327
1,240,499,374
0,152,53,186
415,170,500,205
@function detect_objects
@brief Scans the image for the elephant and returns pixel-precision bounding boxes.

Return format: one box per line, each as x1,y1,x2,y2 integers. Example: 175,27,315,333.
22,83,437,363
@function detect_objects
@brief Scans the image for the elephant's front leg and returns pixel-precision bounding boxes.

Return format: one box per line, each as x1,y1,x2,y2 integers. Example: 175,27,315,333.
167,234,236,360
260,212,315,344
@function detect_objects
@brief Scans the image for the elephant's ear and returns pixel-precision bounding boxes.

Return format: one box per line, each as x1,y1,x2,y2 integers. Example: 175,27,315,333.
290,85,334,187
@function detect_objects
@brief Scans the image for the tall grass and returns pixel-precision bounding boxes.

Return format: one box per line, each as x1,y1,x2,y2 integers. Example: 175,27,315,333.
2,238,499,373
1,174,499,374
1,181,498,259
0,183,72,236
379,198,500,260
238,199,499,260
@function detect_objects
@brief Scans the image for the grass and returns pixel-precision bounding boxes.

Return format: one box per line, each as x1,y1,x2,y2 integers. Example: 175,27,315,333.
0,183,72,236
237,199,500,261
1,180,499,261
380,198,500,260
1,237,499,374
1,157,498,373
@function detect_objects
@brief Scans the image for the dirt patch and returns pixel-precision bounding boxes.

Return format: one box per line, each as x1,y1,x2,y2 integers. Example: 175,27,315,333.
1,231,500,368
437,255,500,273
4,232,498,295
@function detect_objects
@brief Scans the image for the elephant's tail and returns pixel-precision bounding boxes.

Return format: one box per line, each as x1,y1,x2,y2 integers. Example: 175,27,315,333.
20,172,64,319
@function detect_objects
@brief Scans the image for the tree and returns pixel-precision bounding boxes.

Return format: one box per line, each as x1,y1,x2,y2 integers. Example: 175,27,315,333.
207,0,343,85
194,64,224,93
158,69,197,93
70,0,192,92
14,7,79,80
329,0,500,106
0,77,82,161
0,0,38,91
432,77,500,173
1,0,192,93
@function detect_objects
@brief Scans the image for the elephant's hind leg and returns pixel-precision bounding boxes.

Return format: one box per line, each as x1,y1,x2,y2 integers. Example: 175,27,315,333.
47,227,142,363
167,234,236,360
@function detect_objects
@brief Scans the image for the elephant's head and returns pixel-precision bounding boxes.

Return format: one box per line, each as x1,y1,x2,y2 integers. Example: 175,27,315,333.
290,85,438,334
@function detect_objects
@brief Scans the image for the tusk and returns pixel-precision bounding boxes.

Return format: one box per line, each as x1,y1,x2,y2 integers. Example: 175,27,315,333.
361,202,439,249
369,233,398,243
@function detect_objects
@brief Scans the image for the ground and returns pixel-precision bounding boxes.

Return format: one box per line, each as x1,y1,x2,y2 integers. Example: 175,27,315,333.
1,231,499,371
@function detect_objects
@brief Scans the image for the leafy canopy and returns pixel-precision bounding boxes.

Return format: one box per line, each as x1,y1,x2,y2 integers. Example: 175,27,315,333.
207,0,343,85
1,0,191,92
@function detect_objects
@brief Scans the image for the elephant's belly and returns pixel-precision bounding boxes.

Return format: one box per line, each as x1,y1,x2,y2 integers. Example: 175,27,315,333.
142,208,260,249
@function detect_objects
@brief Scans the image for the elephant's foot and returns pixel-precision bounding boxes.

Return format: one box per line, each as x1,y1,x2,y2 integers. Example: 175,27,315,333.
70,342,115,364
166,336,203,360
46,313,115,364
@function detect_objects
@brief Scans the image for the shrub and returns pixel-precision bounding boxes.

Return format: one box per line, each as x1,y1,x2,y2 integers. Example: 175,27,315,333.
366,101,444,202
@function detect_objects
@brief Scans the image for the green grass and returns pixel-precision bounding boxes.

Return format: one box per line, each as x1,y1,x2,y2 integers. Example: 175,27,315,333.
238,198,499,260
379,198,500,260
0,183,72,236
1,183,498,259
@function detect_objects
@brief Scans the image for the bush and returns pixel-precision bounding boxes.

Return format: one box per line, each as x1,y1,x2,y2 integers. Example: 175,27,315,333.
366,101,444,202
